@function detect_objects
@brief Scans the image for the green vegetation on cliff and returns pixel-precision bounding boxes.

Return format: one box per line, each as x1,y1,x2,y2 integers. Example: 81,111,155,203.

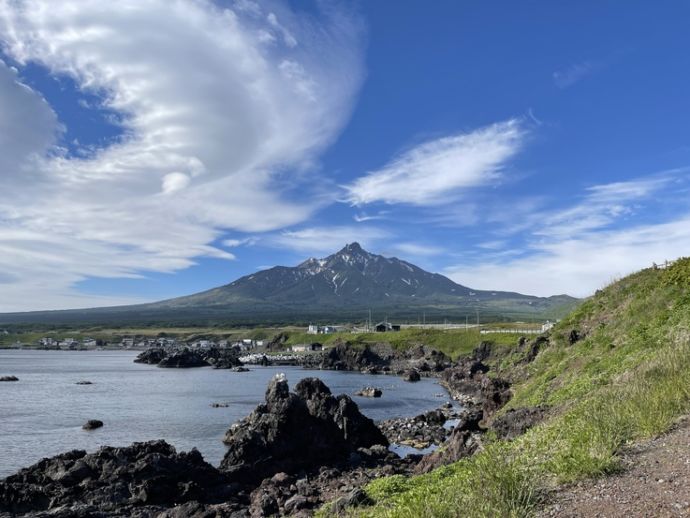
334,259,690,517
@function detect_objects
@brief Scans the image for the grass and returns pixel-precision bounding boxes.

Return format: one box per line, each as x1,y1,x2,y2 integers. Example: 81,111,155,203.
285,328,524,361
321,258,690,517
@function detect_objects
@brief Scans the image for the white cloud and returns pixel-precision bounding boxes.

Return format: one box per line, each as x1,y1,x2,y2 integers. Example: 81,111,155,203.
553,61,594,88
447,216,690,298
446,174,690,297
391,242,445,257
0,59,58,176
344,119,526,206
268,226,387,256
0,0,364,311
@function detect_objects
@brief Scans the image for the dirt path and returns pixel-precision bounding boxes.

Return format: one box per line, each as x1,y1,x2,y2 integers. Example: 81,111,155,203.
539,417,690,517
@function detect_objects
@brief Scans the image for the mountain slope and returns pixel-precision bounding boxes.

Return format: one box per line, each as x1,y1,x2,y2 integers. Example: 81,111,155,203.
152,242,574,312
0,243,578,324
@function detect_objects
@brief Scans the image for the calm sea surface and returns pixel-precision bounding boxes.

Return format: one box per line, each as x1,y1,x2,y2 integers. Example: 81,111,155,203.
0,350,451,477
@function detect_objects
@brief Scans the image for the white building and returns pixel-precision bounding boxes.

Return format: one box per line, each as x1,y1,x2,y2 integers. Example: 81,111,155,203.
541,321,555,332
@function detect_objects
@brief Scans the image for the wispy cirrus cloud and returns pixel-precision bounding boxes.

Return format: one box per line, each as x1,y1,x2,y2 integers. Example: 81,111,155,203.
267,226,387,256
553,60,595,88
446,172,690,297
0,0,364,311
344,119,527,206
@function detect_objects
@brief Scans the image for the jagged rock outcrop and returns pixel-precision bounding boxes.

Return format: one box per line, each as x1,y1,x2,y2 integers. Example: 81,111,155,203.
0,376,19,382
399,344,452,372
0,441,235,516
203,348,243,369
527,336,548,362
440,358,511,415
414,408,484,473
134,347,242,369
320,342,389,371
220,375,388,485
157,349,209,368
490,406,548,440
133,348,167,365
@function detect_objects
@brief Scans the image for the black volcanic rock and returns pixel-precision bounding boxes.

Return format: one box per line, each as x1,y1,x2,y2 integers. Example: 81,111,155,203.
220,375,388,484
440,358,511,416
202,347,243,369
0,441,233,516
491,406,548,440
157,349,209,368
82,419,103,430
320,342,389,371
0,376,18,382
134,348,167,364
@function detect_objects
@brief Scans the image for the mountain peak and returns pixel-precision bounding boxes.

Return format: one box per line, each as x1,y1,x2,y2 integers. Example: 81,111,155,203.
340,242,364,254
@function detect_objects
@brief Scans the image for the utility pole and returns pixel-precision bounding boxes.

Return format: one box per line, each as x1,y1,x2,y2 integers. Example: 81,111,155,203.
423,311,426,326
476,309,479,327
368,309,372,332
465,314,468,331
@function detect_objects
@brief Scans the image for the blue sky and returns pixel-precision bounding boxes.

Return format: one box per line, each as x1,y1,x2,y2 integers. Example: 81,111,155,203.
1,1,690,311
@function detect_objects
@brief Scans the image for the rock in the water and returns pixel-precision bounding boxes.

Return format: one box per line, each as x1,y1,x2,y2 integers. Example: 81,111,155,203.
490,406,548,440
82,420,103,430
210,402,230,408
0,376,19,382
157,349,209,368
75,380,93,385
203,348,243,369
134,348,167,365
220,375,388,484
355,386,382,398
231,366,250,372
403,369,421,382
0,440,233,516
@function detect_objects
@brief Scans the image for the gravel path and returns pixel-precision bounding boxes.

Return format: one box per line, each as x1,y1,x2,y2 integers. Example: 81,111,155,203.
539,417,690,517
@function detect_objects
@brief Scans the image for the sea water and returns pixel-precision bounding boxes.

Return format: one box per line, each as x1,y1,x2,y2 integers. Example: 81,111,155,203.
0,350,450,477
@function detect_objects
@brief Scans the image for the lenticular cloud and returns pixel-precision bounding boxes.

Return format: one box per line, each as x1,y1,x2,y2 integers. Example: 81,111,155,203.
0,0,364,310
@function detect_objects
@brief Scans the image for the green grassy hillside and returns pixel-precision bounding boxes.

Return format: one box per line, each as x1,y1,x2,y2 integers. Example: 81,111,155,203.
333,259,690,517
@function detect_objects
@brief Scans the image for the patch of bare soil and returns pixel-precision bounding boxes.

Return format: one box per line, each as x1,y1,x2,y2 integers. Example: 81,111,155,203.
539,417,690,517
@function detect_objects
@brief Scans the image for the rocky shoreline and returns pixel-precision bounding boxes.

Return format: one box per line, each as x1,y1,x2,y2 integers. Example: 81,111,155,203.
1,337,550,517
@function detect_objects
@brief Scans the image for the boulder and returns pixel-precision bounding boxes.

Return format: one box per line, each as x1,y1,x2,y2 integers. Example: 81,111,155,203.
355,386,382,398
75,380,93,385
0,441,233,516
220,375,388,484
402,369,421,382
82,420,103,430
0,376,19,382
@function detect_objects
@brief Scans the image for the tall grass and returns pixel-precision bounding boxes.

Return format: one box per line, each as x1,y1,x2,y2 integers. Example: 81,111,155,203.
331,259,690,517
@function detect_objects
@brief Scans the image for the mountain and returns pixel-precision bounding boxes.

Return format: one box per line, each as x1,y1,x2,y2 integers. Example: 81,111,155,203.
147,242,577,318
0,243,578,325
